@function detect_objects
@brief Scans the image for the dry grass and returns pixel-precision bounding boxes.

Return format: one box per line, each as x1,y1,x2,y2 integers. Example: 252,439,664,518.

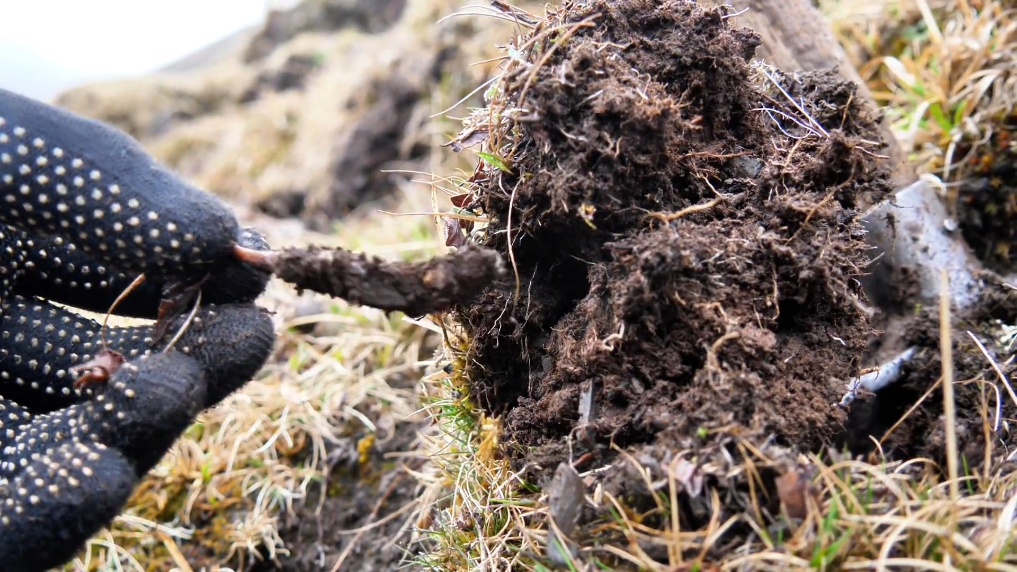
62,205,446,572
410,305,1017,572
53,1,542,569
821,0,1016,194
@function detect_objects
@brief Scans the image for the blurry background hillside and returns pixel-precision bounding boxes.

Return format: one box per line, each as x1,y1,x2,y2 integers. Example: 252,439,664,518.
16,0,511,240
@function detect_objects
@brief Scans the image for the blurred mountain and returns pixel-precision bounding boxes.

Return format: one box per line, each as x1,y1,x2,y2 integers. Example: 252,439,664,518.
52,0,538,233
159,26,263,74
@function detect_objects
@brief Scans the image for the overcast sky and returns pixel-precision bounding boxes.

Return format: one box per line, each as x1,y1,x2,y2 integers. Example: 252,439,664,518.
0,0,272,102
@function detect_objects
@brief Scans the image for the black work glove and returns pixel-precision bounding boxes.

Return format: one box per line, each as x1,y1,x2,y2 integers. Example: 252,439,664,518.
0,87,277,572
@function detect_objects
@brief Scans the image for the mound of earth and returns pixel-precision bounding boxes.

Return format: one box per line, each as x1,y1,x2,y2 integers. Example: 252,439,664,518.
451,0,893,482
439,4,1017,565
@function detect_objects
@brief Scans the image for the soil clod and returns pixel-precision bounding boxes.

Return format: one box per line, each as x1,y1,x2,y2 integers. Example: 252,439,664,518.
454,0,893,485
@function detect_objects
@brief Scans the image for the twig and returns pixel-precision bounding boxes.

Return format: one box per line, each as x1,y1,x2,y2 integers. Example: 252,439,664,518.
429,74,501,118
163,289,202,353
646,195,725,223
507,179,522,310
100,273,146,350
378,209,489,223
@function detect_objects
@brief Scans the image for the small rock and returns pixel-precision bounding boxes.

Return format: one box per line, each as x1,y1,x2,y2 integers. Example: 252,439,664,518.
729,156,763,178
547,462,586,566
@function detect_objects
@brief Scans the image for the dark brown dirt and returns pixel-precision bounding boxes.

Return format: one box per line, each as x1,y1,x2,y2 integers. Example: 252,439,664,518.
954,125,1016,276
846,277,1017,469
267,421,426,572
259,244,504,317
453,0,893,484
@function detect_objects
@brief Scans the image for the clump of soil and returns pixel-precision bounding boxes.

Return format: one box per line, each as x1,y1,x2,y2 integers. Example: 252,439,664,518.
451,0,894,484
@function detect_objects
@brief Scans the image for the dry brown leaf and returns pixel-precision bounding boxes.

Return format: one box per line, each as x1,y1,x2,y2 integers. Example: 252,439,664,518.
442,217,468,248
775,469,818,519
450,193,473,208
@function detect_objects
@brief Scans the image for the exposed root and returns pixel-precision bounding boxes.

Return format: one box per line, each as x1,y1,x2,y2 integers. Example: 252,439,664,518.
236,243,505,316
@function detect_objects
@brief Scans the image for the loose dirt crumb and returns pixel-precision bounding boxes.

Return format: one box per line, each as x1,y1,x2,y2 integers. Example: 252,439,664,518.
452,0,893,487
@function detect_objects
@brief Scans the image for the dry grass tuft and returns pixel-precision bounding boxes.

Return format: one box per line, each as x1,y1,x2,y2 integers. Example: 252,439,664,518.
822,0,1016,184
408,325,542,571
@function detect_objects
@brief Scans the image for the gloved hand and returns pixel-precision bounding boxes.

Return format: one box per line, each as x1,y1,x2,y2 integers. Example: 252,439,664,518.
0,87,277,572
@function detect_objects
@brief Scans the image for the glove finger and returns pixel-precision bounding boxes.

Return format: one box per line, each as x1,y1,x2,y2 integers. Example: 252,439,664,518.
0,296,275,413
0,353,215,570
157,300,277,408
8,226,272,319
6,351,208,477
0,441,137,572
0,397,32,455
0,88,258,283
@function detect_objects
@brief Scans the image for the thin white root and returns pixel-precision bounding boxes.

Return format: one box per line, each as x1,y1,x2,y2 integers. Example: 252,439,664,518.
839,346,918,407
163,289,203,353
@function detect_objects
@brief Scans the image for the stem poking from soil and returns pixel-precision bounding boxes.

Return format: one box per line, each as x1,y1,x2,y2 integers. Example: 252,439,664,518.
235,244,504,316
940,269,960,506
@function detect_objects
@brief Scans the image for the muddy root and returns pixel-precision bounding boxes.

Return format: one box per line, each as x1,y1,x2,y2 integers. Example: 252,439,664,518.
252,245,504,316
